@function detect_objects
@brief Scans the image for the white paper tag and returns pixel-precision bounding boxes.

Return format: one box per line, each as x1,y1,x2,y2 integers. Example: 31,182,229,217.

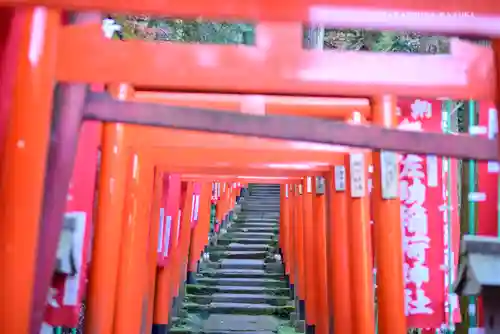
62,211,87,306
349,153,365,198
193,195,200,221
468,303,477,316
468,192,486,202
426,155,438,187
285,185,289,198
157,208,165,252
488,161,500,173
468,125,487,135
176,210,182,245
190,195,197,221
164,216,172,256
488,107,498,139
306,176,312,193
380,152,398,199
334,166,346,191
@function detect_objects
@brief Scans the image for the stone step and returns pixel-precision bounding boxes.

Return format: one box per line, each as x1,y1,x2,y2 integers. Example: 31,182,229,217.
186,284,290,296
234,222,279,227
170,331,277,334
187,293,291,306
217,237,276,245
225,232,276,240
183,301,294,318
203,260,283,272
228,226,279,233
241,208,280,213
196,277,287,288
172,183,292,334
237,213,279,218
235,219,278,224
249,190,281,194
242,202,280,206
241,207,280,212
209,250,269,260
244,198,280,202
243,199,280,203
199,269,284,279
208,243,274,252
250,184,280,188
175,314,282,334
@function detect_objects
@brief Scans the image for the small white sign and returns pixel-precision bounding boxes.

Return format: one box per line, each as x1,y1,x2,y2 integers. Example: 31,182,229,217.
164,216,172,256
334,166,346,191
468,125,487,136
488,107,498,140
157,208,165,252
380,151,398,199
426,155,438,187
285,185,289,198
194,195,200,220
468,192,487,202
349,153,365,198
488,161,500,173
176,210,182,245
306,176,312,193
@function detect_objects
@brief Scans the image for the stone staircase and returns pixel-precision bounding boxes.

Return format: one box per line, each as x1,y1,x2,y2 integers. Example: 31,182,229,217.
171,184,296,334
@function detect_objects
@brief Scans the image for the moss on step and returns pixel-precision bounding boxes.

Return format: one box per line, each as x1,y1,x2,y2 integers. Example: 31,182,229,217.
186,294,291,306
199,271,284,280
196,278,287,288
182,302,294,319
169,326,192,334
186,284,290,296
208,251,268,260
278,324,302,334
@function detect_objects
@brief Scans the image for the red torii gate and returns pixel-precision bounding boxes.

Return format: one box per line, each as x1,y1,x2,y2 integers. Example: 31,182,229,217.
0,2,498,334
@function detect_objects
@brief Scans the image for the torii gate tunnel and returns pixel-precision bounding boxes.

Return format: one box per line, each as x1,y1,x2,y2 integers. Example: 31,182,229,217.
0,1,499,334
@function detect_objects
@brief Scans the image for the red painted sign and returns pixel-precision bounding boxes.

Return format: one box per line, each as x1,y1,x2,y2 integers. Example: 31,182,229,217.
476,102,498,328
397,98,460,329
44,121,101,327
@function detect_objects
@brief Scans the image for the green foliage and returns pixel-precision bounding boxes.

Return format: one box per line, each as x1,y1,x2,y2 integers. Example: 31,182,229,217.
114,15,253,44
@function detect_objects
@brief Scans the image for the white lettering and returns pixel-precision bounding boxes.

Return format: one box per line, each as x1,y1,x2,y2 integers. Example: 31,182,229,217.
399,111,433,316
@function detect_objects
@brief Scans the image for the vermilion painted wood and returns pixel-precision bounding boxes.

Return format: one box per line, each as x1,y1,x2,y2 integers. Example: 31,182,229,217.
124,126,352,153
133,91,370,119
84,93,498,161
58,24,494,100
1,0,500,34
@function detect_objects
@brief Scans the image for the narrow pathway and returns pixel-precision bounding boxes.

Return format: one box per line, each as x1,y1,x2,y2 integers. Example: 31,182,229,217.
171,184,296,333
